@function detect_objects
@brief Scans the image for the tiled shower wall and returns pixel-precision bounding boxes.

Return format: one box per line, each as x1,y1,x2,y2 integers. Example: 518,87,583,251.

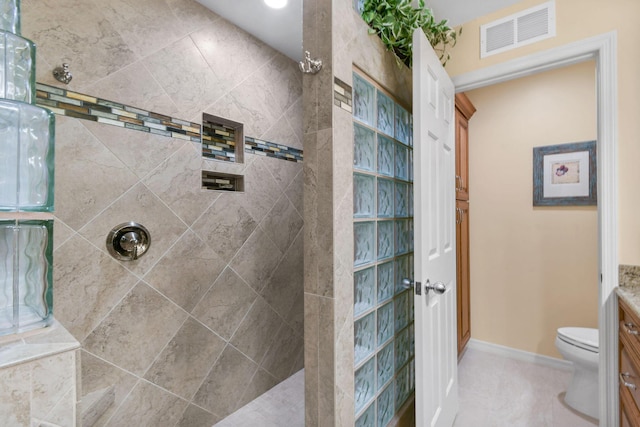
302,0,413,425
21,1,303,425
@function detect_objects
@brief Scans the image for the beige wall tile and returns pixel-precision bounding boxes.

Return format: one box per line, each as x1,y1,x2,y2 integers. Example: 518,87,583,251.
53,236,139,341
21,0,137,91
227,72,285,139
286,169,304,216
83,283,187,376
191,194,258,264
143,143,220,226
260,229,304,320
239,158,283,224
230,227,283,293
336,387,355,427
261,195,303,253
78,182,188,277
303,294,320,427
80,350,138,427
237,368,279,409
285,288,305,338
0,364,31,427
193,345,258,418
176,404,220,427
143,36,227,120
85,61,180,117
81,121,186,180
191,267,257,341
143,318,225,400
285,98,304,147
53,117,138,231
262,115,303,151
43,386,76,427
262,155,303,193
52,218,75,251
230,297,283,363
303,132,319,295
259,54,303,119
165,0,221,35
31,352,76,421
91,0,188,59
260,324,303,381
105,380,188,427
190,19,278,93
318,296,335,427
143,230,225,312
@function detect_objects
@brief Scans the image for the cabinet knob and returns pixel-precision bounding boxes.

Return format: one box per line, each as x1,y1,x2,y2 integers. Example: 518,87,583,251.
620,372,637,390
625,322,639,335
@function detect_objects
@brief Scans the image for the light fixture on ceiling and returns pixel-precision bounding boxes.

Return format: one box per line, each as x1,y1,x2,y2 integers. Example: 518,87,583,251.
264,0,288,9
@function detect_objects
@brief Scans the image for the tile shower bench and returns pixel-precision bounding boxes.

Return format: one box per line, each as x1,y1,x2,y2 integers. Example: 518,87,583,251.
0,321,80,426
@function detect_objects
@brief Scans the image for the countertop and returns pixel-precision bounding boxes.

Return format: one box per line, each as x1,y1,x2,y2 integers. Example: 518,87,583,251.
617,264,640,319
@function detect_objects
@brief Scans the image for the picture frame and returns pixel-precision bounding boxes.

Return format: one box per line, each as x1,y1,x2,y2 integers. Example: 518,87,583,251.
533,141,597,206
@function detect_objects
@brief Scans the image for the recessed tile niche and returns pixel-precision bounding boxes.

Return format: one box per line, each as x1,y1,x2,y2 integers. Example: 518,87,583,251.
201,113,244,192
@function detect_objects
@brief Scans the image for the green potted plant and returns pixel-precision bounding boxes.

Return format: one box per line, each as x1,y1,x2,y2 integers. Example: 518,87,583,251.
360,0,461,68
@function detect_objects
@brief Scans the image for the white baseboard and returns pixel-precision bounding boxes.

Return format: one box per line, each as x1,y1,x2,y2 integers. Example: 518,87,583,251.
466,338,573,371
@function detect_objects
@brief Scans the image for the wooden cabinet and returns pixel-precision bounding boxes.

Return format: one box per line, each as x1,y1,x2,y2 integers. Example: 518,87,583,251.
455,94,475,201
456,199,470,356
455,93,475,358
619,297,640,426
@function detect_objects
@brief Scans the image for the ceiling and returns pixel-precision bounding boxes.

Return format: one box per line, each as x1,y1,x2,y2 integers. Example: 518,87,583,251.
196,0,523,62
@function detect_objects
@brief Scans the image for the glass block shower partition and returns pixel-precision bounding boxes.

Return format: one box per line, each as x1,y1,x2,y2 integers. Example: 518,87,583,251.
0,0,55,336
352,71,415,427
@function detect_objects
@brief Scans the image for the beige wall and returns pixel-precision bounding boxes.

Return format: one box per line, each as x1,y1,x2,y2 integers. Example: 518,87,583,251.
447,0,640,265
21,1,303,425
465,61,598,357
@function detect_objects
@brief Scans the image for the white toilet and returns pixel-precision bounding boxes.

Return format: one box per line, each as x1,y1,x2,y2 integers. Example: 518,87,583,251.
555,327,599,420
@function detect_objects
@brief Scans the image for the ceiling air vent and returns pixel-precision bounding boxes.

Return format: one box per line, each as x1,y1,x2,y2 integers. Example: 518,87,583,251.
481,1,555,58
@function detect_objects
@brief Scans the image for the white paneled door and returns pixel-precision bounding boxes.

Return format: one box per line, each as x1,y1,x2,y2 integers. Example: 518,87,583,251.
412,29,458,427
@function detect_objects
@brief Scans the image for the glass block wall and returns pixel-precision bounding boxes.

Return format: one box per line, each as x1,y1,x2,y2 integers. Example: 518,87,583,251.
352,71,415,427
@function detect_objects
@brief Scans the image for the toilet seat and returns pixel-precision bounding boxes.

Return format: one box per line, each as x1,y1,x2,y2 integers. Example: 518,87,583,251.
557,327,598,353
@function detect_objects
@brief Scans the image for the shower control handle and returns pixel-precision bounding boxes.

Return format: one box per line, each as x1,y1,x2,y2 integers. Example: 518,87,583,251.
620,372,637,390
107,222,151,261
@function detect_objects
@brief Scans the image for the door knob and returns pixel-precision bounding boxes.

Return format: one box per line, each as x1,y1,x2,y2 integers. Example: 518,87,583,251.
401,278,414,290
425,279,446,295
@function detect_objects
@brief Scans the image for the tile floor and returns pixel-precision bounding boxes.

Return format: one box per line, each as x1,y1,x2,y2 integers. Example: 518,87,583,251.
213,347,598,427
454,347,598,427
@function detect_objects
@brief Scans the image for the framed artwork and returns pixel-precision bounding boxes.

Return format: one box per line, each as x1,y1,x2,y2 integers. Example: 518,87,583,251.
533,141,597,206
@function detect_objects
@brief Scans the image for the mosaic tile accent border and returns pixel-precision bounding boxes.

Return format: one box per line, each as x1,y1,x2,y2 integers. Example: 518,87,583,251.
34,83,304,163
245,137,303,162
335,77,353,113
35,83,202,141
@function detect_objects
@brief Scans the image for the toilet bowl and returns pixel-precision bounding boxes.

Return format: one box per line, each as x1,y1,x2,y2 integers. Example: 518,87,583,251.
555,327,599,420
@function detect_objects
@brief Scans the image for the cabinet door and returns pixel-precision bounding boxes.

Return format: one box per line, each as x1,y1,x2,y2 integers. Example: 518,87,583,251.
455,109,469,201
456,199,470,357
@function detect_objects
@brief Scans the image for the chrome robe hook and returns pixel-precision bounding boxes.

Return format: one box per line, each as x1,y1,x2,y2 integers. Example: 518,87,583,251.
298,51,323,74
